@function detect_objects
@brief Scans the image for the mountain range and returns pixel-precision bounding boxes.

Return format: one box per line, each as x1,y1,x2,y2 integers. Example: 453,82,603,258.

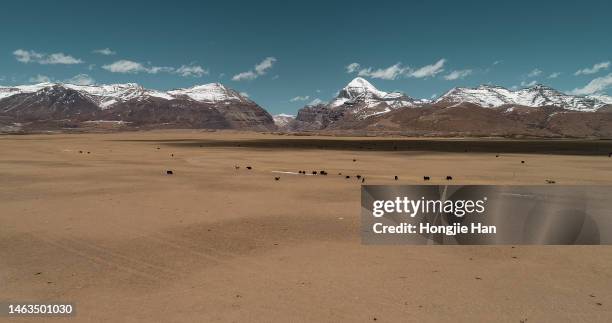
282,77,612,137
0,82,275,132
1,78,611,137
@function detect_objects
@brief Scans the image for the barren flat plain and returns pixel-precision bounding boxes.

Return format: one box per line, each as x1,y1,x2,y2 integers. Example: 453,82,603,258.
1,130,612,322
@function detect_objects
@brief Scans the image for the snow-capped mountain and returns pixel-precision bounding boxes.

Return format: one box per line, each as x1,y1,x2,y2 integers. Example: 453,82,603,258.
273,113,295,127
291,77,424,131
328,77,420,118
168,83,251,104
0,82,275,131
0,82,252,109
435,84,610,111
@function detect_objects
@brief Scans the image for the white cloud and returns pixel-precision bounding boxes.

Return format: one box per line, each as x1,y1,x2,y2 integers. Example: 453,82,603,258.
308,98,324,105
232,71,258,81
66,74,95,85
345,59,446,80
407,59,446,78
232,57,277,81
254,57,276,75
102,60,148,73
548,72,561,79
29,74,52,83
102,60,206,77
493,60,502,65
574,61,610,76
443,69,473,80
346,63,361,73
290,95,310,102
14,49,83,65
527,68,543,78
92,48,116,56
521,80,537,87
239,92,249,97
175,64,208,77
570,73,612,95
358,63,408,80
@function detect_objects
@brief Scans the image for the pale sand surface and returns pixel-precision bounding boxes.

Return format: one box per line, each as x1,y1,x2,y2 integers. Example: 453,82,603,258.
1,130,611,322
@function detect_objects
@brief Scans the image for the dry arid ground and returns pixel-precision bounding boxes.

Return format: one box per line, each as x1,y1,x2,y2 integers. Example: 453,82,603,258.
1,130,612,322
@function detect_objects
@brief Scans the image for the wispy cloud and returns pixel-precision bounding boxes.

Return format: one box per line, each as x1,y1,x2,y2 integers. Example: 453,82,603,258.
346,63,361,73
521,80,537,87
527,68,543,78
290,95,310,102
308,98,324,105
574,61,610,76
548,72,561,79
175,64,208,77
443,69,472,80
66,74,95,85
28,73,96,85
239,92,249,97
232,57,277,81
92,48,116,56
232,71,258,81
102,60,207,77
407,59,446,78
29,74,52,83
570,73,612,95
102,60,151,73
14,49,83,65
346,59,446,80
358,63,408,80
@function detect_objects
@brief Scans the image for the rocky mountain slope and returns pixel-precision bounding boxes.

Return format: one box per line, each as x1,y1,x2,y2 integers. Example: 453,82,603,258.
0,82,276,132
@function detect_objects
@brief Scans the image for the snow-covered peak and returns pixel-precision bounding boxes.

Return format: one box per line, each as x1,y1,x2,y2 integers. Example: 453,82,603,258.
0,82,56,100
273,113,295,127
338,77,388,101
168,83,249,103
65,83,173,108
324,77,418,119
436,84,607,111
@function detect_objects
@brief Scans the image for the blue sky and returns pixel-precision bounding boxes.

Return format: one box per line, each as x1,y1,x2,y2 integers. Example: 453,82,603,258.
1,0,611,114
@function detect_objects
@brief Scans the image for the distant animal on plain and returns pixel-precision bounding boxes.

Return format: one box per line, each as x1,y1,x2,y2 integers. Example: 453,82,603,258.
312,171,317,175
320,171,328,175
521,161,525,164
545,179,556,184
495,154,499,158
345,175,351,179
446,176,453,180
234,165,240,170
166,170,174,175
275,177,280,181
356,175,361,179
361,177,365,183
394,176,398,180
424,176,430,181
352,159,356,162
246,166,252,170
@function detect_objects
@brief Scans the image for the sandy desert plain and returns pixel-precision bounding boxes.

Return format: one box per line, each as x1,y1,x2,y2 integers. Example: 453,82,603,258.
1,130,612,322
